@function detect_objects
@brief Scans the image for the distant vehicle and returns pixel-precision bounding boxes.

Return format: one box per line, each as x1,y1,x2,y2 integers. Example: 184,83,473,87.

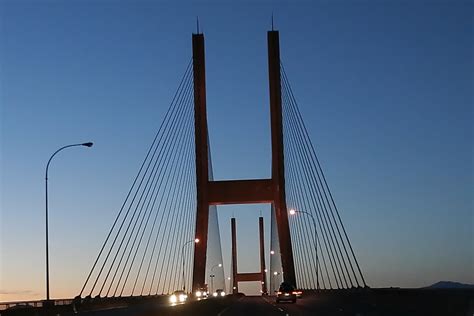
294,289,303,298
169,290,188,304
276,282,297,303
213,289,226,297
195,287,208,300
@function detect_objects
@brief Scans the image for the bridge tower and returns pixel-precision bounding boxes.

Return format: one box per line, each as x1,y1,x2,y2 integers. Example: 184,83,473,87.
191,30,296,292
230,217,268,294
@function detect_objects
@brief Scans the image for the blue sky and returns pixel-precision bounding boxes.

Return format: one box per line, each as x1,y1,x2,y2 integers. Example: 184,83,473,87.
1,0,472,300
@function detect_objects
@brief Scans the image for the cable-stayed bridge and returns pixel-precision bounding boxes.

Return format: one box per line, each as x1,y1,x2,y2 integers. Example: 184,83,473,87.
75,29,365,300
2,29,472,316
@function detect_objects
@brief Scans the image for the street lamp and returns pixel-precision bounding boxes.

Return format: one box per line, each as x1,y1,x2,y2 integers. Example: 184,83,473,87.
289,208,320,289
45,142,93,301
209,263,222,293
272,271,280,293
182,238,199,291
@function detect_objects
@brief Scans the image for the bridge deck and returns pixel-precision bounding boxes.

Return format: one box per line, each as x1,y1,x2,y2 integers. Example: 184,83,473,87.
1,289,472,316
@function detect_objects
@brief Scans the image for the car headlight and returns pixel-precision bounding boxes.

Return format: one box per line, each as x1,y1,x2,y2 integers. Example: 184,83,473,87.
213,292,218,297
179,294,187,302
169,295,177,303
196,291,202,297
220,291,225,297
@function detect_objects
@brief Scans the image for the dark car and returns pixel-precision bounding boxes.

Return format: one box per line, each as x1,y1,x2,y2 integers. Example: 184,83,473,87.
213,289,226,297
169,290,188,305
276,282,297,303
195,287,209,300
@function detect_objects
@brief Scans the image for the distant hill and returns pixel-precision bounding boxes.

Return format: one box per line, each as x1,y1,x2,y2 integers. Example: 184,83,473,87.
426,281,474,289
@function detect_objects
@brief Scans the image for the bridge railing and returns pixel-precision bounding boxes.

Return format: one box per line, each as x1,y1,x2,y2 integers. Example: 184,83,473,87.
0,298,72,311
0,295,169,314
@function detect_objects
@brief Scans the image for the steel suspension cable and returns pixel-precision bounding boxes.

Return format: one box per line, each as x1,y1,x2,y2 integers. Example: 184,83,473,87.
282,77,348,288
282,78,353,288
164,130,195,293
152,80,196,295
281,78,343,288
282,82,329,287
284,113,327,289
131,79,195,296
161,124,195,293
281,65,363,287
282,77,347,288
283,90,338,287
80,59,192,296
169,135,196,292
142,85,195,295
119,94,193,296
122,74,195,296
96,66,194,296
283,93,318,289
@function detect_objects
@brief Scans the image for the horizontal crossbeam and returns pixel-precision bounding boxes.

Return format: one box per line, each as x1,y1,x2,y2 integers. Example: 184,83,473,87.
208,179,273,205
235,272,263,282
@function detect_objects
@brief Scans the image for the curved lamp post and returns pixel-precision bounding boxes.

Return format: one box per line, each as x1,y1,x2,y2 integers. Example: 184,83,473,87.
272,271,280,293
45,142,93,301
182,238,199,291
289,208,320,289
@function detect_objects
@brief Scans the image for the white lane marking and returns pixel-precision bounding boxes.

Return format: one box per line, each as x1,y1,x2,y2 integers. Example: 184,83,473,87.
217,305,232,316
261,296,289,315
217,296,244,316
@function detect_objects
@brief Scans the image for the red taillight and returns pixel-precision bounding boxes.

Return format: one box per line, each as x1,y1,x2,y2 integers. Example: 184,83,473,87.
277,291,282,295
292,291,297,294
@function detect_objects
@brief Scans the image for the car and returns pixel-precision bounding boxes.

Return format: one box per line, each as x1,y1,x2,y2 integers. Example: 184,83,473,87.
169,290,188,305
275,282,297,303
195,287,208,300
213,289,226,297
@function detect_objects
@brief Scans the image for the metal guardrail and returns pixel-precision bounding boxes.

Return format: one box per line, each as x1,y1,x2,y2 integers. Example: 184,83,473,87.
0,295,166,314
0,299,72,311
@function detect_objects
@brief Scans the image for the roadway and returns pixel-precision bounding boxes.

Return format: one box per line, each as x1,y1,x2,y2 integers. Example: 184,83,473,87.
73,290,473,316
5,289,469,316
73,294,374,316
211,295,338,316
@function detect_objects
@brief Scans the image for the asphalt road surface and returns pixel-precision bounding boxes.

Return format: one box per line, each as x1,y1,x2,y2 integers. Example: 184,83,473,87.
5,290,470,316
216,295,335,316
155,295,474,316
78,296,342,316
214,295,358,316
73,295,364,316
138,293,473,316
